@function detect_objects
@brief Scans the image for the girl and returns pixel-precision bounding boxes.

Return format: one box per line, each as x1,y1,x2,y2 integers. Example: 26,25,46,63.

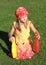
8,7,40,59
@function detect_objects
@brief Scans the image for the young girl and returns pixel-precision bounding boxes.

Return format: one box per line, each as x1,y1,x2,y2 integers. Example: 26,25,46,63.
8,7,40,59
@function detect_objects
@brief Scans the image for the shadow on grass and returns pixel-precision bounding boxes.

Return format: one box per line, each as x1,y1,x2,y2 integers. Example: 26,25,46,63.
0,31,11,56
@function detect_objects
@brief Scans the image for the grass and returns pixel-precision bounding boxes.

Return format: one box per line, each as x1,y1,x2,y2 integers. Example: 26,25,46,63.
0,0,46,65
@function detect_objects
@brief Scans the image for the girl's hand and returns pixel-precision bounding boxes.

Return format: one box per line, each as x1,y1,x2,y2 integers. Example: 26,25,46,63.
9,36,15,43
38,34,40,40
35,32,40,40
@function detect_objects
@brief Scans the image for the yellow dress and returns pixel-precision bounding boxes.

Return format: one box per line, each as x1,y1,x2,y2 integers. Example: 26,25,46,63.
12,21,34,59
15,21,30,44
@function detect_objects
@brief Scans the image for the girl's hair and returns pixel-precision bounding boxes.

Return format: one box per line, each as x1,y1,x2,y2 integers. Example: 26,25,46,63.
16,19,21,31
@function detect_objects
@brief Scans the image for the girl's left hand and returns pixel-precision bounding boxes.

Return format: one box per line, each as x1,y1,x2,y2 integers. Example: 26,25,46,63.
35,32,40,40
38,34,40,40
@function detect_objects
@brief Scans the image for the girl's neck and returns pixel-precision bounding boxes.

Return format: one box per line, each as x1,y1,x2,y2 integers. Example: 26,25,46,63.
20,19,29,29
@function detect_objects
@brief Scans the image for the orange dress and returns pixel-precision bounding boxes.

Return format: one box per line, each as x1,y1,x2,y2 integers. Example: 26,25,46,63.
15,21,34,59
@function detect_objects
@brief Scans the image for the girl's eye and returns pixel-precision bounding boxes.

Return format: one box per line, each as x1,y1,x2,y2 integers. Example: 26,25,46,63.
22,17,25,18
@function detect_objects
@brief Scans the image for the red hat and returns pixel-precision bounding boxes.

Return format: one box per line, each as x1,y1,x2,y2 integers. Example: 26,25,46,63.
15,7,28,19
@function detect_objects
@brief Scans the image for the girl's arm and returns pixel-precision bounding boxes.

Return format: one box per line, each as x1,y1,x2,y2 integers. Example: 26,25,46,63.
29,21,40,39
8,22,16,42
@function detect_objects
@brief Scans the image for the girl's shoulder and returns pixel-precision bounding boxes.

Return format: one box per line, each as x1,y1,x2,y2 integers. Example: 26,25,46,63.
28,20,33,28
12,21,17,29
28,20,32,25
13,21,16,24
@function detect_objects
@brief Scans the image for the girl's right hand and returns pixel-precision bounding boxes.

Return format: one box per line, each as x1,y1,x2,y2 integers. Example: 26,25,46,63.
9,36,15,43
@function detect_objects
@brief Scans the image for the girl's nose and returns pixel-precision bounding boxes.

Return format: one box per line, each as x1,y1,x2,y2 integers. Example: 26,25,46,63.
24,19,26,21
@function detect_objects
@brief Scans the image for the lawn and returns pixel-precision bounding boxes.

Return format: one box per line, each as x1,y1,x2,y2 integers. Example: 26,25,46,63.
0,0,46,65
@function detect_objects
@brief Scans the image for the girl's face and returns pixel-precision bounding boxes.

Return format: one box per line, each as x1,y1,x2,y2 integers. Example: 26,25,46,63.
20,15,28,23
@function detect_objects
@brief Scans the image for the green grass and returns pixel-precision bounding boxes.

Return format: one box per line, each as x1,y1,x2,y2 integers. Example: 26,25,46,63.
0,0,46,65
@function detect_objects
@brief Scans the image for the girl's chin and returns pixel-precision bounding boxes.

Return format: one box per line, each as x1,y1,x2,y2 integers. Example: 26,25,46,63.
22,20,27,23
21,21,26,23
